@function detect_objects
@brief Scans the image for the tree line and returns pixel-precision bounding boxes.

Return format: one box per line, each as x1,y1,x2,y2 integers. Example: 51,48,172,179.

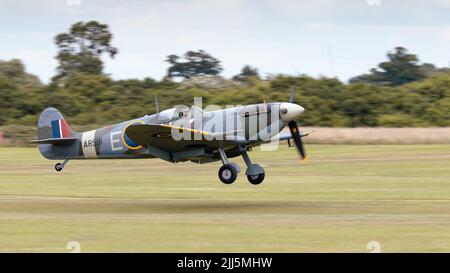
0,21,449,128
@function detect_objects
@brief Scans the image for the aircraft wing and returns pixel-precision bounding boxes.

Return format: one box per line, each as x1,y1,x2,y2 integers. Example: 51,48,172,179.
125,124,208,146
125,124,245,160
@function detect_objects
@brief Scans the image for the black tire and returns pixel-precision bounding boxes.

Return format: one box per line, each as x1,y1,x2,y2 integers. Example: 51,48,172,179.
55,163,63,172
218,164,238,184
247,172,265,185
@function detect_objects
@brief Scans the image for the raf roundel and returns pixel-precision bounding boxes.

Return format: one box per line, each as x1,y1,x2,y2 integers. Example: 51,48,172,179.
122,120,145,150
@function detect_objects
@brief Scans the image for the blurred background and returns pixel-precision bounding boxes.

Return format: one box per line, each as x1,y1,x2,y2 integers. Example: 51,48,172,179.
1,0,450,253
0,0,449,144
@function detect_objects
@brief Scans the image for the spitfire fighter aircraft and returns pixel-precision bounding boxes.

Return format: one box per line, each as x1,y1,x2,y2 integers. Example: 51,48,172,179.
32,88,308,185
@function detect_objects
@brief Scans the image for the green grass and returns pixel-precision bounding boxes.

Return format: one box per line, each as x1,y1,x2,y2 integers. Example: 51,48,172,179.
0,145,450,252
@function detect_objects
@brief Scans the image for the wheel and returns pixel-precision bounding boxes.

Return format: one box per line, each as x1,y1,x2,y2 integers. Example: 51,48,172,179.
218,164,238,184
55,163,63,172
247,172,265,185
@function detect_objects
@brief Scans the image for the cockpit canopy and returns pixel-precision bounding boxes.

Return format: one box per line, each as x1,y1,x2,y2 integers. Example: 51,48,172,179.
158,105,203,122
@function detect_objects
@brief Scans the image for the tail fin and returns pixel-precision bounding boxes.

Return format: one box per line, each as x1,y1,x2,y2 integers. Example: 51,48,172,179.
35,107,76,142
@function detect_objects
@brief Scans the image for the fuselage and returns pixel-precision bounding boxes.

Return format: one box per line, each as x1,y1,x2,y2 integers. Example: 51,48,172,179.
38,102,303,162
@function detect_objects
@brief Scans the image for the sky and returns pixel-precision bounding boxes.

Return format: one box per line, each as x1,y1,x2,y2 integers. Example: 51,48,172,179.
0,0,450,83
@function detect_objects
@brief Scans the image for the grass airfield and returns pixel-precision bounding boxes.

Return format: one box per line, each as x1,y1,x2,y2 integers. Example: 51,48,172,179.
0,145,450,252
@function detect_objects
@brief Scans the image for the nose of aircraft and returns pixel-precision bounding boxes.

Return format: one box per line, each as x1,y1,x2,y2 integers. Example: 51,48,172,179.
280,103,305,122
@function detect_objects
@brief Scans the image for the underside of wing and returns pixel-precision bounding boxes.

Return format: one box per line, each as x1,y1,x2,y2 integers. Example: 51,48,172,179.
269,130,313,142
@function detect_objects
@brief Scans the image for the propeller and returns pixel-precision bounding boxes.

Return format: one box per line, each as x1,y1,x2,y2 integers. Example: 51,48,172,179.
288,120,307,160
287,85,307,160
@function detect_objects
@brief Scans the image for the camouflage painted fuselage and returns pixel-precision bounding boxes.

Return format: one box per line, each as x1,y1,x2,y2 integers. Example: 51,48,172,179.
37,103,285,163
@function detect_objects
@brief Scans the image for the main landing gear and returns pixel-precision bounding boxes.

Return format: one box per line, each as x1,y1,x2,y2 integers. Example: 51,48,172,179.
218,164,239,184
241,151,265,185
55,159,69,172
217,147,240,184
217,148,265,185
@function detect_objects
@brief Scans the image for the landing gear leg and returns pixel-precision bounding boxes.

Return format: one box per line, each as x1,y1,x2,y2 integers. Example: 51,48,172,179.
242,151,265,185
55,159,69,172
217,147,239,184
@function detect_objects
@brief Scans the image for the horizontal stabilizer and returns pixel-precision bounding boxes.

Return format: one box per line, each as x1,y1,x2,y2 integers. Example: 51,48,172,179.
29,137,78,145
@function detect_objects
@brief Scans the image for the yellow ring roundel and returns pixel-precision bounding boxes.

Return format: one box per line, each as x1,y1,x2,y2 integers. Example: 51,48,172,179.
121,120,145,150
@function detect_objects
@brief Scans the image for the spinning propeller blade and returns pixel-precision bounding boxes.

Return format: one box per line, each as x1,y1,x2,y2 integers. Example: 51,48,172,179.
288,120,307,160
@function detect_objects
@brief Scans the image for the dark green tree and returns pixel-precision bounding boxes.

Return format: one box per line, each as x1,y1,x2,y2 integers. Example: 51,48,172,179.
0,59,43,125
350,47,425,86
233,65,259,81
0,59,41,86
166,50,222,79
53,21,118,80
